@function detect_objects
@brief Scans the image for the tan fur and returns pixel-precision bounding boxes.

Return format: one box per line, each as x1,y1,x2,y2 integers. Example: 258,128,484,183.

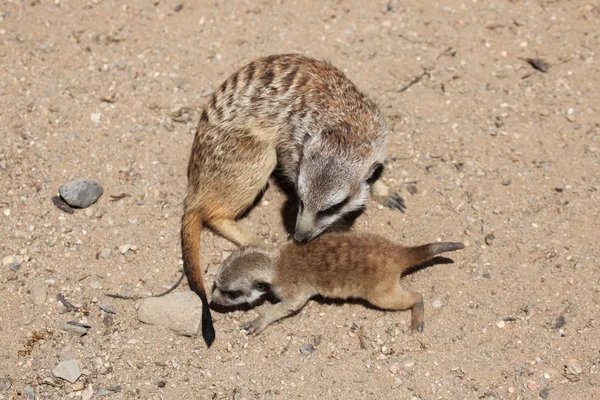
183,54,405,344
211,233,464,335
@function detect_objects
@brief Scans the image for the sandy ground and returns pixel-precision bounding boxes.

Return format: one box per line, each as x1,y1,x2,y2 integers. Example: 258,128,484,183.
1,0,599,399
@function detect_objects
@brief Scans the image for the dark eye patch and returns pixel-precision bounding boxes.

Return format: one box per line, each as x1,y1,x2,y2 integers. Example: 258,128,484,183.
223,290,243,300
317,196,350,217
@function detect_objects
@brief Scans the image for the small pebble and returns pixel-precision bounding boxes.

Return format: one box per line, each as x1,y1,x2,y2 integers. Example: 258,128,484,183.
539,388,550,399
89,280,103,290
2,255,16,266
97,248,111,260
31,277,47,305
91,112,101,124
564,359,582,380
9,262,20,271
403,359,415,370
389,363,400,374
82,385,94,400
496,321,506,329
528,381,537,391
300,344,314,355
3,209,9,216
0,377,12,393
502,177,512,186
97,388,111,396
59,178,104,208
483,273,491,279
99,305,116,314
25,385,35,400
432,300,442,308
407,184,417,195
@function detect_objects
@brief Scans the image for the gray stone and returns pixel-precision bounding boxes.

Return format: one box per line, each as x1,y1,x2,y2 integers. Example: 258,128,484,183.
52,359,82,383
25,385,35,400
31,278,47,305
0,377,12,394
58,178,103,208
97,248,111,260
137,291,202,336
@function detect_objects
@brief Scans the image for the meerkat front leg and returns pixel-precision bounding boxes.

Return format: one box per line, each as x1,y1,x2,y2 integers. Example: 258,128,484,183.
370,180,406,212
242,297,309,335
208,218,265,247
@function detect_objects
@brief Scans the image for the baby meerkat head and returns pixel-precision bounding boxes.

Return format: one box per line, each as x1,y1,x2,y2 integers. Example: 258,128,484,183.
295,128,385,243
211,246,276,307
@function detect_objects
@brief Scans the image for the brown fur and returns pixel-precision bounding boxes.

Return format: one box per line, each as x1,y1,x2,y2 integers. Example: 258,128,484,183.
183,54,405,345
211,233,464,335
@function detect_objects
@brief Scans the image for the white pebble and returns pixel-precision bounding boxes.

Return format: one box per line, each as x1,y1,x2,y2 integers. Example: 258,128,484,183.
496,320,506,329
432,299,442,308
91,112,101,124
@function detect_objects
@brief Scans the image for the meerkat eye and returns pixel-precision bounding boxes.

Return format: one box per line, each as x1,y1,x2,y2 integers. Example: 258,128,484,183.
297,199,304,212
223,290,243,300
252,281,270,292
318,197,350,217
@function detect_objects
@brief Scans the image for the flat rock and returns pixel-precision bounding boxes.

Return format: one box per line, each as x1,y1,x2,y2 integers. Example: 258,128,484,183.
52,359,82,383
58,178,103,208
31,278,47,305
137,291,202,336
0,377,12,394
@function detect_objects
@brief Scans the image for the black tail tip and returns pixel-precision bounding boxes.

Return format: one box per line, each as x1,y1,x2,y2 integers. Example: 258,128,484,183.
201,298,216,347
202,321,216,347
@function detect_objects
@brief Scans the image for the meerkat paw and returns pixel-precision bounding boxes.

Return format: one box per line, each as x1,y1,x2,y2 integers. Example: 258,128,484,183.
370,180,406,212
377,192,407,212
242,317,268,336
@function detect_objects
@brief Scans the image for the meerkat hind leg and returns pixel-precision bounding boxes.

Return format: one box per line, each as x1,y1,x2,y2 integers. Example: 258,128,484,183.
243,297,309,335
208,218,265,247
371,180,406,212
368,288,424,333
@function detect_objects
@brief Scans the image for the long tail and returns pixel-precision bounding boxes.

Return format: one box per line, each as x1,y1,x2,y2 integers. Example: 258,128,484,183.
181,210,215,347
400,242,465,271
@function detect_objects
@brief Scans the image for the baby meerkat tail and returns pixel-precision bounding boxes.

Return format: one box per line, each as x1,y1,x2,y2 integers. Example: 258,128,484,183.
401,242,464,270
181,210,215,347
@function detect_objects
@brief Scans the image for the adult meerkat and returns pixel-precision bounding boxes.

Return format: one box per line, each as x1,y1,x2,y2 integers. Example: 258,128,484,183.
211,233,464,335
182,54,405,346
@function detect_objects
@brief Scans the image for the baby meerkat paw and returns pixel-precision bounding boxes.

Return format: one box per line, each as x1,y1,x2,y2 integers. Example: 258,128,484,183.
370,181,406,212
242,317,268,336
377,192,406,212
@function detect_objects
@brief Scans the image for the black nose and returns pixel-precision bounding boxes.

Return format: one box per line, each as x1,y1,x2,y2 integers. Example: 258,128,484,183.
294,231,309,243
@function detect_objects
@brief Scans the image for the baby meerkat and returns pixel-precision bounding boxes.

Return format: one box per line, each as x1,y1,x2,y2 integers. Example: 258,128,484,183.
182,54,404,345
211,233,464,335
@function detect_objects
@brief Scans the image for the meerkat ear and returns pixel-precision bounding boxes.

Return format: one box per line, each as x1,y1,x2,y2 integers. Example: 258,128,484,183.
252,281,270,293
366,163,384,185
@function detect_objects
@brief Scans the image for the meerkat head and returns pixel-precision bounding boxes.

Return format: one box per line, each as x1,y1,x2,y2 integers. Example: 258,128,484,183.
294,128,385,243
211,246,276,307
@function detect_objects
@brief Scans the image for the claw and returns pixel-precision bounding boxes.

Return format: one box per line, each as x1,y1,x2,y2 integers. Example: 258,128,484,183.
381,192,406,213
242,322,255,335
